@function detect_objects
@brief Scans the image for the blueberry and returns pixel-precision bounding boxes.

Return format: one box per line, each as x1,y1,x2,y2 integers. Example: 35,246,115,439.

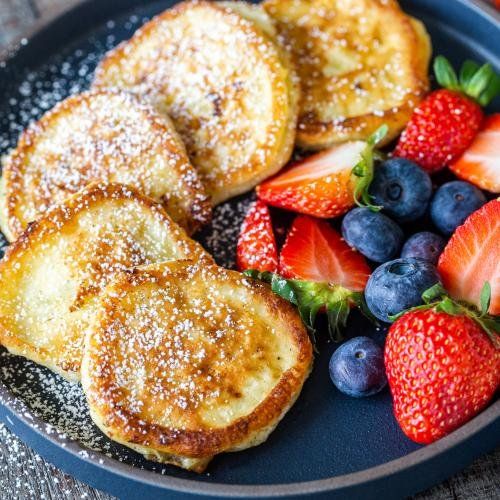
401,232,446,265
341,208,404,263
365,258,440,322
369,158,432,222
329,337,387,398
430,181,486,236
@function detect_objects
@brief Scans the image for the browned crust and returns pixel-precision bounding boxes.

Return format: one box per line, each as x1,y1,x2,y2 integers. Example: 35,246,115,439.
263,0,430,150
2,89,212,240
2,182,207,263
0,183,211,380
0,318,83,380
93,1,300,204
296,96,425,149
83,261,313,458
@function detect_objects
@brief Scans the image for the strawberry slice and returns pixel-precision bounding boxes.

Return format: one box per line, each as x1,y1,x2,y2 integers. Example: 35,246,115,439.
450,114,500,193
236,200,278,273
280,215,370,292
256,127,387,218
438,199,500,315
245,215,373,342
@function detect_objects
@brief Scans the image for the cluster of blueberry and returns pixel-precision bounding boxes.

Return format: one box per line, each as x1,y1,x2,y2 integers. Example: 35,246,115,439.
329,158,487,398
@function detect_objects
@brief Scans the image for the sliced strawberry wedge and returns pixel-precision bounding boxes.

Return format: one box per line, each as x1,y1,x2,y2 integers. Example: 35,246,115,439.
450,114,500,193
236,200,278,273
280,215,371,292
438,199,500,315
256,141,367,218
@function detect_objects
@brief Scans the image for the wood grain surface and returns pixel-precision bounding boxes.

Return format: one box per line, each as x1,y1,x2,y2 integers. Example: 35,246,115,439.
0,0,498,499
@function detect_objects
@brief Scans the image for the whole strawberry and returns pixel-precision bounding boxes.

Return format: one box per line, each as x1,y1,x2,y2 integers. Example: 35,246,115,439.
394,57,500,172
385,284,500,444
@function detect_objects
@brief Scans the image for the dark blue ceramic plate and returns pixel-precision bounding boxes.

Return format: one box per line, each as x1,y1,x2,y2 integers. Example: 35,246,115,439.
0,1,499,498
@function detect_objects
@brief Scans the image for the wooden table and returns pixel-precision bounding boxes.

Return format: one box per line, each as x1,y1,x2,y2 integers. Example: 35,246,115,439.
0,1,499,499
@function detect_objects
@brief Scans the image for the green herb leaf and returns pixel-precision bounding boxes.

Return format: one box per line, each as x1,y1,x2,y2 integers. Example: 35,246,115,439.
434,56,459,90
480,282,491,317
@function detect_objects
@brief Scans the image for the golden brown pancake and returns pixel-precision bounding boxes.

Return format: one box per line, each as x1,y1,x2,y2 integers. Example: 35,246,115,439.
93,1,300,204
0,90,211,241
82,260,313,471
263,0,431,149
0,183,209,381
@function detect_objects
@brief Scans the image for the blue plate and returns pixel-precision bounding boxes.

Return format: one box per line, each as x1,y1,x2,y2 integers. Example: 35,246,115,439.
0,1,499,498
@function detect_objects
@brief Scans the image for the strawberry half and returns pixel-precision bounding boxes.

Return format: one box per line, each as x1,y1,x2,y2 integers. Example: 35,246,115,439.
394,57,500,173
236,200,278,273
246,216,373,342
385,284,500,444
279,215,370,292
450,114,500,193
256,127,387,218
438,198,500,315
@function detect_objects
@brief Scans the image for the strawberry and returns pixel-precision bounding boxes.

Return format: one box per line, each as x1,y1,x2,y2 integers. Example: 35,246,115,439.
438,198,500,315
450,114,500,193
279,215,370,292
246,216,373,342
394,57,500,173
385,284,500,444
256,126,387,218
236,199,278,273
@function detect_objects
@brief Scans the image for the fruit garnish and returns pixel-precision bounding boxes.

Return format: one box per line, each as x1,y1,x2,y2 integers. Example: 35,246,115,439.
438,198,499,315
244,269,374,343
279,215,370,291
400,231,446,265
368,158,432,223
329,337,387,398
390,282,500,348
385,283,500,444
430,180,486,236
450,113,500,193
394,56,500,172
256,126,387,218
341,207,404,263
245,215,373,342
236,199,278,273
365,258,440,323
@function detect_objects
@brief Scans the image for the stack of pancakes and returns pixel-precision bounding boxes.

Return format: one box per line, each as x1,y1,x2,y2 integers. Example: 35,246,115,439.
0,0,430,471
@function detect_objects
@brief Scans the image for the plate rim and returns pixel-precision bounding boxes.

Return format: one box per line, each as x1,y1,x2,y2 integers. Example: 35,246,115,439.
0,0,499,497
1,382,498,497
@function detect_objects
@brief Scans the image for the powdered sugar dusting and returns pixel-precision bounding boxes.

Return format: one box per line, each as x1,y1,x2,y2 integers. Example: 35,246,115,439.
5,89,210,237
0,4,256,470
0,14,149,156
93,2,298,203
